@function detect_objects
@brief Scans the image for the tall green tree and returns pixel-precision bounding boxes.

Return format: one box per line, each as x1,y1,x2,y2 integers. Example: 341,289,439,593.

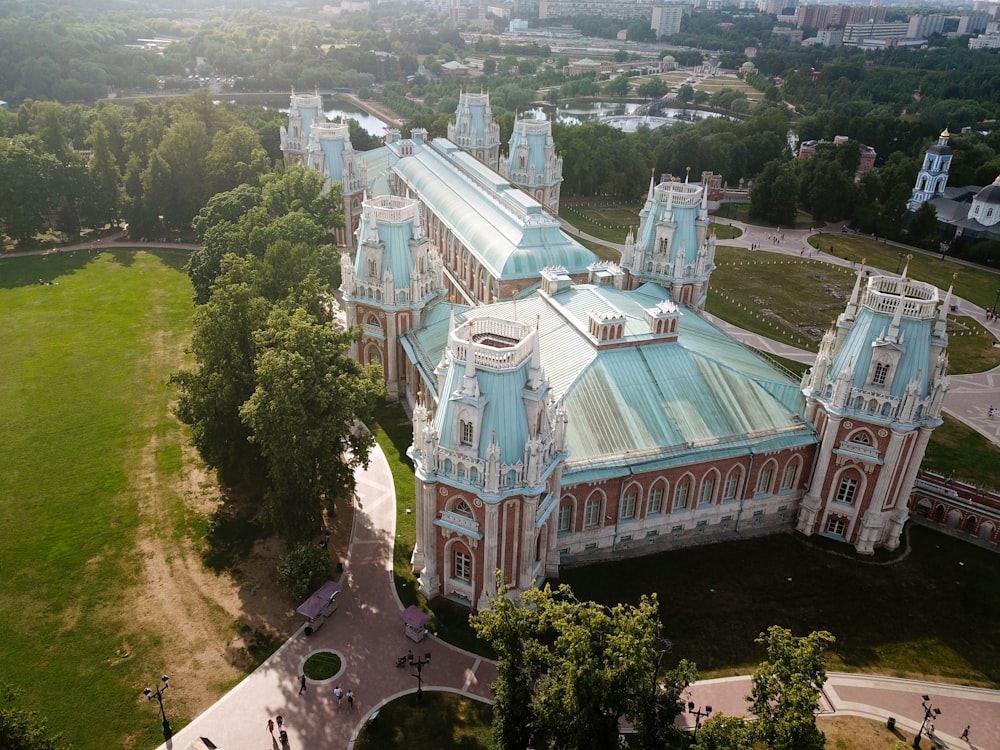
86,120,123,228
0,135,61,246
906,201,941,251
692,627,835,750
241,306,384,538
472,579,692,750
172,256,271,485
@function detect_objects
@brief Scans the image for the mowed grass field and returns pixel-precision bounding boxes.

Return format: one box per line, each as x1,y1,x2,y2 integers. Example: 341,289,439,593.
562,524,1000,688
0,248,194,749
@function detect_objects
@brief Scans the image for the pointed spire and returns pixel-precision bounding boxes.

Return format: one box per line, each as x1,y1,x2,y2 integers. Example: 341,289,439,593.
887,279,907,341
899,253,912,279
685,165,691,184
648,168,656,200
843,260,865,320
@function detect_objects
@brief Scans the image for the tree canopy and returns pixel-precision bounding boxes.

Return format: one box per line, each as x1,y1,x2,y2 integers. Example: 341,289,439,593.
471,575,695,750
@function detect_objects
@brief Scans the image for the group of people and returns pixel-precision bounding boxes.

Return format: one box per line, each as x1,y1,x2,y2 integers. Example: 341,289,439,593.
986,307,997,321
266,715,288,745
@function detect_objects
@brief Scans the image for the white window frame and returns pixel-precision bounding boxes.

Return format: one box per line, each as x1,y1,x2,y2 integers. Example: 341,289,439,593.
836,476,859,505
453,550,471,581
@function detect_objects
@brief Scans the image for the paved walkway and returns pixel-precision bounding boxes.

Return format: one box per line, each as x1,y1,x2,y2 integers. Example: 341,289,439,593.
158,443,496,750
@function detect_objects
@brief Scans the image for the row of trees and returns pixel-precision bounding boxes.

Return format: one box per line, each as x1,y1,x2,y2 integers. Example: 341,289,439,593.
173,165,386,539
472,577,836,750
0,91,284,248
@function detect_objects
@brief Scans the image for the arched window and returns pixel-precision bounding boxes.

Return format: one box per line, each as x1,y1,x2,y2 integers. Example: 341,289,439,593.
620,488,638,519
698,475,716,506
781,459,799,491
454,500,473,517
723,469,742,502
453,549,471,581
673,480,690,511
756,463,775,496
647,483,665,515
584,496,602,527
558,503,572,532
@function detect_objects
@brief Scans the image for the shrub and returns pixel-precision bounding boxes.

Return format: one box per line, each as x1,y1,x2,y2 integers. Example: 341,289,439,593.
277,542,333,600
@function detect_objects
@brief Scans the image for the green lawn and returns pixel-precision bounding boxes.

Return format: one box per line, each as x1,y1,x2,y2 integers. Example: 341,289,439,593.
561,524,1000,687
708,246,1000,375
0,248,195,750
810,231,1000,312
924,413,1000,489
355,691,493,750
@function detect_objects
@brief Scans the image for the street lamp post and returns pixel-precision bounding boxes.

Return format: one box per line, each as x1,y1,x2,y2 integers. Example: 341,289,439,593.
688,701,712,739
409,652,431,702
143,675,172,740
912,694,941,748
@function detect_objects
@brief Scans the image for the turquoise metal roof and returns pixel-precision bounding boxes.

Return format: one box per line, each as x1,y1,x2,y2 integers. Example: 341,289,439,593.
436,352,532,466
354,209,418,295
638,196,703,267
508,124,555,180
405,281,815,474
318,138,346,191
830,308,933,398
361,146,393,196
389,138,595,280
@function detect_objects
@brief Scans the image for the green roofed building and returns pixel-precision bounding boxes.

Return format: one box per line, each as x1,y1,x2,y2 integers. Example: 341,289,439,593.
285,92,952,610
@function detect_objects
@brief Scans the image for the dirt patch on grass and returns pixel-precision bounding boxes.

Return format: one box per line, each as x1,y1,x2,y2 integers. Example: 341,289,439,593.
121,269,355,730
127,429,355,727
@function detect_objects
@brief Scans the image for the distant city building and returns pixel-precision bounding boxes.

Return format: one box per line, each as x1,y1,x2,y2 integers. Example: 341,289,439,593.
795,3,886,29
907,13,946,39
842,21,909,44
539,0,675,21
771,25,805,43
651,3,687,37
957,12,992,34
969,30,1000,47
815,28,845,45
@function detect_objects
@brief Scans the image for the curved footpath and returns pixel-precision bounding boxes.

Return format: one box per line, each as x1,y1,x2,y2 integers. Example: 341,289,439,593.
157,443,1000,750
5,231,998,749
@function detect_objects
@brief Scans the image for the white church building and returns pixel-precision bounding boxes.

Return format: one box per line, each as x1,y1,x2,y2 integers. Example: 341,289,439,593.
284,92,952,610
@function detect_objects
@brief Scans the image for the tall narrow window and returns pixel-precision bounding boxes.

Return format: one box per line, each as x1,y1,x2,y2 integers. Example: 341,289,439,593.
756,467,773,496
836,477,859,505
673,481,690,511
584,498,601,527
699,477,715,506
558,504,572,532
781,464,797,491
454,550,471,581
723,473,740,501
648,486,663,515
620,491,637,519
460,420,474,446
368,258,377,277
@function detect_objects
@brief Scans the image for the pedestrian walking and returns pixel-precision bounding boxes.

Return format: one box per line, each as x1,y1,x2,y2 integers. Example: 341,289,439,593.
961,725,970,741
347,689,355,708
299,674,307,694
267,718,275,735
276,715,284,728
334,685,344,705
